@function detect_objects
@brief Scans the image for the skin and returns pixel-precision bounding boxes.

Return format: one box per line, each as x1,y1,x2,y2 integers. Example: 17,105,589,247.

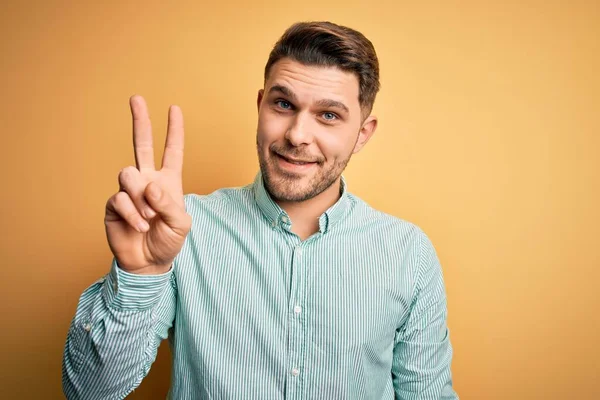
104,97,191,275
256,58,378,239
106,58,378,275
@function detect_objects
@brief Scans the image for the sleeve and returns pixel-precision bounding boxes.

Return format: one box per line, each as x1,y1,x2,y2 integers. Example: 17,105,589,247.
62,259,177,400
392,230,458,399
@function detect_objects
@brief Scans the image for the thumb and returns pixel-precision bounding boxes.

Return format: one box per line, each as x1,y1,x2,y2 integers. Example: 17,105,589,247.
144,182,190,234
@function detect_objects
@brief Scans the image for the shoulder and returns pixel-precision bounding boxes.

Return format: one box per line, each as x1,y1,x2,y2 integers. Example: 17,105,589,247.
348,194,444,289
346,192,435,255
183,183,254,214
347,193,425,236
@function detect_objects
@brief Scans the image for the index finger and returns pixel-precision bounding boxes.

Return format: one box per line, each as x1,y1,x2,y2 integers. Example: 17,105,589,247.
161,104,184,173
130,95,155,171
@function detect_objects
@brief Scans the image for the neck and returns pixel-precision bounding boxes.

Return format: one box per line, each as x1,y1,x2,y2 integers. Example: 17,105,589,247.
276,177,342,240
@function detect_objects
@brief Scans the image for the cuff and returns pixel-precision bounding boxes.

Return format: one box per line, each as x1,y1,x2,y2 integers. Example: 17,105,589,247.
102,258,173,311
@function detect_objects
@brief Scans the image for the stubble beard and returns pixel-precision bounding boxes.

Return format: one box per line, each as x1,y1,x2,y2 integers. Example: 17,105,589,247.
257,141,352,203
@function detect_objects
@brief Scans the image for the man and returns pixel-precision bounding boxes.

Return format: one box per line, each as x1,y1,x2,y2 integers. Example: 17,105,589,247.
63,21,458,399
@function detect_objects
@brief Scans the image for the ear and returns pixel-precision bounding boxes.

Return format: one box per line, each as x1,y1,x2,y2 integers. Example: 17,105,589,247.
353,115,378,154
257,89,264,113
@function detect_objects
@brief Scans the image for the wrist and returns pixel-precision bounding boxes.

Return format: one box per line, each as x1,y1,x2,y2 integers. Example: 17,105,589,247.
116,260,173,275
105,259,173,311
136,263,173,275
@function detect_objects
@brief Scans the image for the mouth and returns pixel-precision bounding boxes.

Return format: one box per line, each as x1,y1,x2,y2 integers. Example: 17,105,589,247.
274,152,318,171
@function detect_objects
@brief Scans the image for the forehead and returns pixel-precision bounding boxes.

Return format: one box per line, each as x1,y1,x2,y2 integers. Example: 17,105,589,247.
265,58,360,106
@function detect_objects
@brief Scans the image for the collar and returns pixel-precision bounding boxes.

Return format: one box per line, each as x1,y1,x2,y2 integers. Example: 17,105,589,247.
252,171,351,234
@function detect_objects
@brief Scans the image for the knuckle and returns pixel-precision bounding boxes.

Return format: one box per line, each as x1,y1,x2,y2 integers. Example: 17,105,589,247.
106,192,119,208
105,195,114,209
118,166,137,184
123,165,138,174
113,191,131,209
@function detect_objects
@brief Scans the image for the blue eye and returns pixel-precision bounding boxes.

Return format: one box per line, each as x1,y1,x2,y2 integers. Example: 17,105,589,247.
323,112,337,121
276,100,292,109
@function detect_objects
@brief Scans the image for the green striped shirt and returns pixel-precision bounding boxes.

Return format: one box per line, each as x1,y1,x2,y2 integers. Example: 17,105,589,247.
63,172,457,399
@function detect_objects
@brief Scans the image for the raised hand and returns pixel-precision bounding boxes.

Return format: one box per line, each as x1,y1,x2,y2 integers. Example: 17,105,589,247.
104,95,192,275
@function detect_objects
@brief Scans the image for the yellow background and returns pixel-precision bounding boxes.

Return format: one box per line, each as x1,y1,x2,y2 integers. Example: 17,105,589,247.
1,1,598,398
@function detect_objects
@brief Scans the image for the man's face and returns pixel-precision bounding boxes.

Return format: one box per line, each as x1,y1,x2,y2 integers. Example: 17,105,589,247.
256,58,376,202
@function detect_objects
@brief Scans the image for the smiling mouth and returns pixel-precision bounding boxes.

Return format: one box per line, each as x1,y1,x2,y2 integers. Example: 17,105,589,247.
275,153,317,165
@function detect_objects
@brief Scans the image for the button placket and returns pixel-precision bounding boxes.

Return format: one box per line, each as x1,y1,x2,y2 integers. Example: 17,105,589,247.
287,241,305,398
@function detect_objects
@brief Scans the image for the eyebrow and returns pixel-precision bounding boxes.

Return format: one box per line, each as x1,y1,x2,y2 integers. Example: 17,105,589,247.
315,99,349,114
268,84,350,114
268,85,297,100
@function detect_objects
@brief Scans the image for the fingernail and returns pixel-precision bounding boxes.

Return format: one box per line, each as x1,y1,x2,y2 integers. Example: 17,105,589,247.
145,207,156,218
137,220,150,232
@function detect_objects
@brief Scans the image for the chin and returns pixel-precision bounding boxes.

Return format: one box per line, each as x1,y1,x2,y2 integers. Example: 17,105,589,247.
258,149,346,203
263,167,313,202
263,165,341,204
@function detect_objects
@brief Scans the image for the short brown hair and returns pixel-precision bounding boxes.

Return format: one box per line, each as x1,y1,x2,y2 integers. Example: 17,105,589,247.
264,21,380,117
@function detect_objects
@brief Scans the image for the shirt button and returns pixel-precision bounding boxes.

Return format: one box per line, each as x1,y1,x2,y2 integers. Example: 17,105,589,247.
294,305,302,315
83,323,91,332
291,368,300,377
281,216,290,224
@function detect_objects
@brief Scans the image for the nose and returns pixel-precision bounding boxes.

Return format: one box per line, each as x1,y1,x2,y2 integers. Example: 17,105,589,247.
284,112,314,146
